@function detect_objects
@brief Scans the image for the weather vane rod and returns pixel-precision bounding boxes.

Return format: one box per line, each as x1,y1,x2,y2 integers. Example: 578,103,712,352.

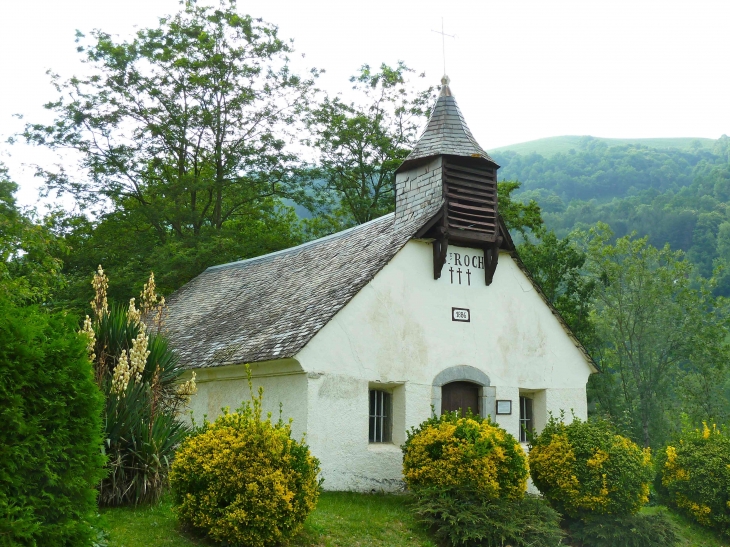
431,18,455,76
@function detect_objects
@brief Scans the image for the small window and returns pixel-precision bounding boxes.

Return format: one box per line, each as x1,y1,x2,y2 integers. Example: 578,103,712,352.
369,390,392,443
519,396,533,443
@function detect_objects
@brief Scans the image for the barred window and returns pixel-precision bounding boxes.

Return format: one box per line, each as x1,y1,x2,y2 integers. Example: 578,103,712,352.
369,389,392,443
519,396,533,443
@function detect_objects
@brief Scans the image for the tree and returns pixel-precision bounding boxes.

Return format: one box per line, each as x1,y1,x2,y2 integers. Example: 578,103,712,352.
0,164,65,304
49,203,301,310
302,63,434,229
497,181,543,238
22,1,315,299
582,224,729,448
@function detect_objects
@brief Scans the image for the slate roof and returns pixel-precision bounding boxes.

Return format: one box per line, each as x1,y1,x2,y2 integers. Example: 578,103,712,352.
396,78,496,173
164,212,426,369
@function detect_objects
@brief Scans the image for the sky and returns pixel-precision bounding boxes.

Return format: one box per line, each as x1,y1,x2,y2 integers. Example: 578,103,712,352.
1,0,729,207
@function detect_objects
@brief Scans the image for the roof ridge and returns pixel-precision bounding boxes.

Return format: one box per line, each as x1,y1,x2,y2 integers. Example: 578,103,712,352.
206,213,396,272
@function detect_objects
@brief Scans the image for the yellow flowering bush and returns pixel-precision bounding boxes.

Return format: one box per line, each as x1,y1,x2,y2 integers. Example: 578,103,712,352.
657,423,730,535
170,380,321,547
529,415,652,518
402,412,528,500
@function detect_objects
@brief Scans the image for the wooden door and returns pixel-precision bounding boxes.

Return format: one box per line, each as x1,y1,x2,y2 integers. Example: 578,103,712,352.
441,381,480,416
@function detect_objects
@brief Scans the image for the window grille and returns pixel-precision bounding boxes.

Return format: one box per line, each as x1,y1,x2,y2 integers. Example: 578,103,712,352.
369,390,392,443
519,396,533,443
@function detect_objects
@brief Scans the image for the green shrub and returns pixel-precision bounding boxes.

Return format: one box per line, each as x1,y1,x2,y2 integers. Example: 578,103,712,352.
169,378,321,547
567,512,679,547
402,412,528,500
84,268,193,506
529,415,652,518
0,297,106,546
412,489,565,547
657,423,730,535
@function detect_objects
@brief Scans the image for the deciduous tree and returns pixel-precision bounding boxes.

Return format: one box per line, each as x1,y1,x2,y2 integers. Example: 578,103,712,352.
583,224,730,448
0,164,65,303
302,63,434,229
21,1,315,300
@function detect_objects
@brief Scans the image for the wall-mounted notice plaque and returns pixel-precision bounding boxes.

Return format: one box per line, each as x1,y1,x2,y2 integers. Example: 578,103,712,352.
452,307,470,322
496,400,512,415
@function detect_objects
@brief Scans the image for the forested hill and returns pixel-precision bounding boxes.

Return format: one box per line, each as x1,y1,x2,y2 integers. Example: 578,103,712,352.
491,135,730,292
491,135,717,157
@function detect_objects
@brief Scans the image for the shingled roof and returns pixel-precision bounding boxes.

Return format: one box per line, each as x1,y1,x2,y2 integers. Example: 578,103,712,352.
164,213,426,369
396,76,496,174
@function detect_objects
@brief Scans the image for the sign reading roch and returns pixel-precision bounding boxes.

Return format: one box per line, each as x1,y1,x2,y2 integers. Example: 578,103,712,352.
438,246,485,286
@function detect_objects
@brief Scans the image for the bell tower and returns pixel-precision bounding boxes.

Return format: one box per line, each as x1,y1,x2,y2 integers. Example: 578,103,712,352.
395,76,503,285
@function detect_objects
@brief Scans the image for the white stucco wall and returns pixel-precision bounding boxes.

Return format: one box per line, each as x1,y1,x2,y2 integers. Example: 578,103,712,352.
295,240,594,491
183,359,309,441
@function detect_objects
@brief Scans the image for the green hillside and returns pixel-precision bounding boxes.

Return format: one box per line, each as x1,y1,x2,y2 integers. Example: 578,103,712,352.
491,135,730,293
490,135,717,157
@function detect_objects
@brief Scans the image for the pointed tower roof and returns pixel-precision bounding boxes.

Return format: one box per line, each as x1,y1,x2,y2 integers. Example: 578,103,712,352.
396,76,497,174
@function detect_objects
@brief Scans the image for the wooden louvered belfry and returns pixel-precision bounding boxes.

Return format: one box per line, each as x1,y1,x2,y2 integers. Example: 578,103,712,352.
443,158,498,239
395,76,506,285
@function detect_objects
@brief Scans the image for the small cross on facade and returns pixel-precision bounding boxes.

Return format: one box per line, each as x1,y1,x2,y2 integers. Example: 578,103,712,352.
431,18,455,77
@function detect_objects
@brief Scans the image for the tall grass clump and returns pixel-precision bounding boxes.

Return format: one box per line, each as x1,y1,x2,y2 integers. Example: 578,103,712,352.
82,266,195,506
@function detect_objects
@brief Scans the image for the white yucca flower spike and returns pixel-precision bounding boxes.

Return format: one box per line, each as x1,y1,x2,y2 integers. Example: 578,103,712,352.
127,298,141,326
177,371,198,403
79,314,96,362
129,331,150,384
112,350,131,394
140,272,159,314
90,265,109,320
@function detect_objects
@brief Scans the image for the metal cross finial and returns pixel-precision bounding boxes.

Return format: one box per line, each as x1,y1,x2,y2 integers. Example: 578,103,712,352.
431,18,455,78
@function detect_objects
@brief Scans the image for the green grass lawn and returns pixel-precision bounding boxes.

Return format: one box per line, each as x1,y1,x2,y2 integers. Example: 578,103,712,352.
642,506,729,547
101,492,729,547
100,491,437,547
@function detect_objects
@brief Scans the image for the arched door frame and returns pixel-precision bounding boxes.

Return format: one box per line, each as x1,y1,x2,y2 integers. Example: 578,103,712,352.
432,365,495,419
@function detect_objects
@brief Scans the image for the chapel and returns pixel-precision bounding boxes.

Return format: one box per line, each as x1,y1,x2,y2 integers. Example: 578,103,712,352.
165,77,598,491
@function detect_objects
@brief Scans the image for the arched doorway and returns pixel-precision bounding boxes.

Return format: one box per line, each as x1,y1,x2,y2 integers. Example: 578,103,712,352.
432,366,492,419
441,381,480,416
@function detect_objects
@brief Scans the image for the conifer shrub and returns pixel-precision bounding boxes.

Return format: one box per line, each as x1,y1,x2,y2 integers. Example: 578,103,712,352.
529,415,653,518
412,490,565,547
0,297,106,546
567,512,679,547
402,411,528,498
169,380,321,547
657,423,730,535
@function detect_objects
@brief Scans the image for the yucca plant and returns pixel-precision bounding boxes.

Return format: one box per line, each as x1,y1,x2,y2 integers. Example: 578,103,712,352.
81,266,195,506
